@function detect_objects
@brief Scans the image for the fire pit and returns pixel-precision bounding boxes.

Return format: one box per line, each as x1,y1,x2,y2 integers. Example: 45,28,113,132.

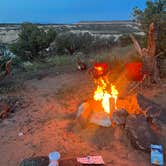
76,62,166,152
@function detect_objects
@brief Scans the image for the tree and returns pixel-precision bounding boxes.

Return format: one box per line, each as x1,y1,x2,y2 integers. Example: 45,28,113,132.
133,0,166,53
10,23,57,60
55,32,94,55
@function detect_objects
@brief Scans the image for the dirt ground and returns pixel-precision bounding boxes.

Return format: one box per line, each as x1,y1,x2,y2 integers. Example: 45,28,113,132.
0,68,166,166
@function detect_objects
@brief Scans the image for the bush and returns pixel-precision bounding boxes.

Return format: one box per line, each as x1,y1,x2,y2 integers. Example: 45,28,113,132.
118,34,146,47
55,31,94,55
54,32,116,55
10,23,57,60
91,36,115,52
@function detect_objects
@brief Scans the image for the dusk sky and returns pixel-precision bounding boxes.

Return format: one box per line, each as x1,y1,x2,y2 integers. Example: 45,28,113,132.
0,0,147,24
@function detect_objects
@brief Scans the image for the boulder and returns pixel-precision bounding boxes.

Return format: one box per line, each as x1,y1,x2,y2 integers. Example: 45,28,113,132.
136,94,166,134
76,101,111,127
76,101,93,128
112,109,128,125
125,114,158,151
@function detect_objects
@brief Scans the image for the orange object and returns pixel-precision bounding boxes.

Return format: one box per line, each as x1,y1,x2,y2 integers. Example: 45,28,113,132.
93,62,109,78
125,62,144,81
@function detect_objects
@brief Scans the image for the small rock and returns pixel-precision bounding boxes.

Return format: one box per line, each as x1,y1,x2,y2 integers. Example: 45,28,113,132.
18,132,24,137
112,109,128,125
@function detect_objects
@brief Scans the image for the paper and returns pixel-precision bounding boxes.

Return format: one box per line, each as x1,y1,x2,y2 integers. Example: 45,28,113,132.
77,155,105,164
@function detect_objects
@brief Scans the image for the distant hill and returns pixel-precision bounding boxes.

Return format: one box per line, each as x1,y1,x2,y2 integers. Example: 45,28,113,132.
0,21,143,44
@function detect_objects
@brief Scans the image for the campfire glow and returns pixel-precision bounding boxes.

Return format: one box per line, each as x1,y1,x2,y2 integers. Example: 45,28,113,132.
93,77,119,114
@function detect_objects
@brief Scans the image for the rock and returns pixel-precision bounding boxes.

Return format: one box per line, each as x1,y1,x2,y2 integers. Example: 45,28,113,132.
76,101,93,128
137,93,163,119
90,111,111,127
77,101,111,127
112,109,128,125
136,93,166,133
125,114,158,151
19,156,49,166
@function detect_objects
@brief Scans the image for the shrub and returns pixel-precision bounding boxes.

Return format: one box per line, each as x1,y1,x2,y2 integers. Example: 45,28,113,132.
55,31,94,55
118,34,146,48
10,23,57,60
91,36,115,52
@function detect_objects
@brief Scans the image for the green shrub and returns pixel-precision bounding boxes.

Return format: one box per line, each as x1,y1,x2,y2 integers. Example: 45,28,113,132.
118,34,146,48
10,23,57,60
55,31,94,55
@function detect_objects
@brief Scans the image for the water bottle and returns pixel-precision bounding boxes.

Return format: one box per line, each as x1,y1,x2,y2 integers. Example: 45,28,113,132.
48,151,60,166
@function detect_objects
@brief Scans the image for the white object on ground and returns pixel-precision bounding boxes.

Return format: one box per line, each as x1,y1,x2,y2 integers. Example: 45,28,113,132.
90,111,111,127
48,151,60,166
18,132,24,136
77,155,105,164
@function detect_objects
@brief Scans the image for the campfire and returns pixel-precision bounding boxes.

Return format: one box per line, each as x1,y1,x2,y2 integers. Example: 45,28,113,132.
76,23,165,152
93,64,119,115
76,62,165,152
77,62,122,127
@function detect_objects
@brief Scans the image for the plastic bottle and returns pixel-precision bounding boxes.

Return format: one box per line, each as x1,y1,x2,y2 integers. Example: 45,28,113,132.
48,151,60,166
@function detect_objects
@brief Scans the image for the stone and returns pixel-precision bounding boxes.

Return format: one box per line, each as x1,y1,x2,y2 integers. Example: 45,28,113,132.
76,101,93,128
125,114,158,151
19,156,49,166
77,101,111,127
136,93,166,134
90,111,111,127
137,93,163,119
112,109,128,125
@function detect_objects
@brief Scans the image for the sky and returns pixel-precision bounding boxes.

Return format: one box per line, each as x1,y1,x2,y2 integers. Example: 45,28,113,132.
0,0,147,24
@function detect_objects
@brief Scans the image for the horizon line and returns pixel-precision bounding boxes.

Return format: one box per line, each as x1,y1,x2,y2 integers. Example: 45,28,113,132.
0,19,135,25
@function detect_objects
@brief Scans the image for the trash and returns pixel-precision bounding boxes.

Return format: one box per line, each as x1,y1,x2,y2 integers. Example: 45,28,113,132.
48,151,60,166
18,132,24,136
77,155,105,165
151,144,164,166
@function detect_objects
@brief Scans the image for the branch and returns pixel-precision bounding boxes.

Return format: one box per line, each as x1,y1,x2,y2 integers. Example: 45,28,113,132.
147,22,156,57
130,34,143,57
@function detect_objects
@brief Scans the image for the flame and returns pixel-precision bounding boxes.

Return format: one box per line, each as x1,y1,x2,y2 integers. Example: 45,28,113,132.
93,77,118,114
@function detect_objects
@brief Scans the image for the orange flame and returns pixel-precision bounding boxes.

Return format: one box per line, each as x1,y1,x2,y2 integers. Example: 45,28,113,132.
93,78,118,114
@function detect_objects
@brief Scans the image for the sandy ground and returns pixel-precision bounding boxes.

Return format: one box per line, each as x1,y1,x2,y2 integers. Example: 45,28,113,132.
0,70,165,166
